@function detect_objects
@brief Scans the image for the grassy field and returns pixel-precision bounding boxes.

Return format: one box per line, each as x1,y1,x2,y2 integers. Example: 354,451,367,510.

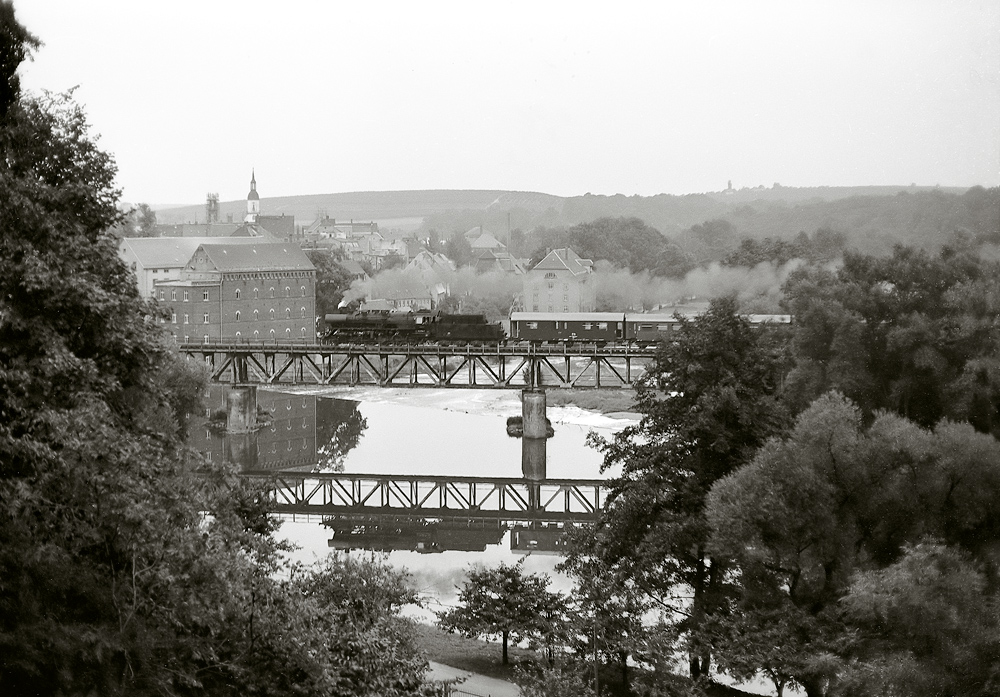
416,622,537,681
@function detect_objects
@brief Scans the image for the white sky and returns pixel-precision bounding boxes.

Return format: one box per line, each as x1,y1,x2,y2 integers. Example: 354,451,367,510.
15,0,1000,205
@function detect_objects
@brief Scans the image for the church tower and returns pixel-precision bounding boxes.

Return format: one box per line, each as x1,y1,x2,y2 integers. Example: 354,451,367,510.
245,170,260,222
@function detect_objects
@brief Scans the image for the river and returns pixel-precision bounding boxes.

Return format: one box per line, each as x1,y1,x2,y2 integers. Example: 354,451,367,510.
200,385,636,609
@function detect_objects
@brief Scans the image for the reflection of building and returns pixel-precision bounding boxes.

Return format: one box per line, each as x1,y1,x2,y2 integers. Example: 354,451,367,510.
523,247,595,312
198,388,318,472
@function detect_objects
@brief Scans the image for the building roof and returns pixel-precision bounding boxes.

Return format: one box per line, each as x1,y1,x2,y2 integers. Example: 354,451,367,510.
470,230,506,250
120,237,254,268
530,247,593,275
335,259,368,278
193,242,315,273
511,312,626,322
474,249,525,274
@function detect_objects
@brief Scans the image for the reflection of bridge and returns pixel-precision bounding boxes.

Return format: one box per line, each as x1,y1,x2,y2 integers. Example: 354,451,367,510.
180,342,655,389
245,471,606,522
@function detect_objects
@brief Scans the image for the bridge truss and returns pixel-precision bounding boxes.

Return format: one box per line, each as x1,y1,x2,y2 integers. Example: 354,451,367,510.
181,342,656,389
244,472,607,522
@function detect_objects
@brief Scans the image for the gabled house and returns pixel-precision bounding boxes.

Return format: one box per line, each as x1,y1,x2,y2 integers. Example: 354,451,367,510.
523,247,595,312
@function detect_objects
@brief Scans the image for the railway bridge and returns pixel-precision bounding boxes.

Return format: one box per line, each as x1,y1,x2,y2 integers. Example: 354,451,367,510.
180,341,657,389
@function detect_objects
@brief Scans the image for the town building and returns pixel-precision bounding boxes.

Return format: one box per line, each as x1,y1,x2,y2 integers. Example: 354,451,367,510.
119,236,261,298
153,241,316,343
523,247,595,312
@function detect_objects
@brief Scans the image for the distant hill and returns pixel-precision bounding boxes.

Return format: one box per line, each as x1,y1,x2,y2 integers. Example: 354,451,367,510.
153,190,563,227
150,184,994,255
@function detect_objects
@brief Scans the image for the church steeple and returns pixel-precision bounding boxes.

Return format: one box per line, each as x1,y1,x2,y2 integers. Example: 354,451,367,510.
245,169,260,222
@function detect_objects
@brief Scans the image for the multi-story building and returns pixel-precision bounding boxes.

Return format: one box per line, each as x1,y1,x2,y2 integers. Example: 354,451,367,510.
154,241,316,343
523,247,595,312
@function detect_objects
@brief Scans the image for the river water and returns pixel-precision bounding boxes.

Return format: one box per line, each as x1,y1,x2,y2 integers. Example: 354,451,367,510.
199,386,636,609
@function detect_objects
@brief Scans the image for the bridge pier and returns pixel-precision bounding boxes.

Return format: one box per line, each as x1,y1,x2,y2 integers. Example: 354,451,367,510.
227,386,258,434
521,389,548,508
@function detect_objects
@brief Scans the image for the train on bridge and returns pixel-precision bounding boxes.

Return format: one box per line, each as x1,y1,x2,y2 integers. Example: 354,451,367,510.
321,309,790,347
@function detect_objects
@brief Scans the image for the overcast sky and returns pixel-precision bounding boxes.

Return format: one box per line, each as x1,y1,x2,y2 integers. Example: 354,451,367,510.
15,0,1000,205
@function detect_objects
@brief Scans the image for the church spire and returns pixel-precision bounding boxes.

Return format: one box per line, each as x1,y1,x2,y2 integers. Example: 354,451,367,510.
245,169,260,222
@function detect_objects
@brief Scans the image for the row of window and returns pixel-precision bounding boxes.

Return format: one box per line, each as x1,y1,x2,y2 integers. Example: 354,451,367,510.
165,307,310,324
156,286,309,302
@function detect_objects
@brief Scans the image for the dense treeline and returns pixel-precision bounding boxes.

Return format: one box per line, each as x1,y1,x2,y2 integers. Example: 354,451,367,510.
565,247,1000,695
0,6,434,696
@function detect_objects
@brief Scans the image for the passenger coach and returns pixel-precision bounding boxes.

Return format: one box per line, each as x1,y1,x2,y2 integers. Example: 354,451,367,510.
509,312,625,345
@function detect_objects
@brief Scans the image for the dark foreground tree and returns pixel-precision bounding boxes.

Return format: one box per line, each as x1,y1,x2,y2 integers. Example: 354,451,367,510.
584,296,789,680
0,7,430,695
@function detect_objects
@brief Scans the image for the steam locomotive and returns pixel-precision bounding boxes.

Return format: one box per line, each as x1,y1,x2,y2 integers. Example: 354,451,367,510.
321,309,790,347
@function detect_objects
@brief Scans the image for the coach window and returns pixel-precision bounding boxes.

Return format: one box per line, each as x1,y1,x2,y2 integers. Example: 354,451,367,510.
599,322,608,330
527,322,538,330
583,323,592,330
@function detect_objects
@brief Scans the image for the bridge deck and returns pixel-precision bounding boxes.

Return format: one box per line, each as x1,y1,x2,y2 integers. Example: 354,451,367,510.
181,341,656,388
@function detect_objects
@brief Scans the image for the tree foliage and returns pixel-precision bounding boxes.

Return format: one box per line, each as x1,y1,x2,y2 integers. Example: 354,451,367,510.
0,8,430,695
306,248,355,317
706,392,1000,696
584,296,789,679
436,561,567,665
782,245,1000,435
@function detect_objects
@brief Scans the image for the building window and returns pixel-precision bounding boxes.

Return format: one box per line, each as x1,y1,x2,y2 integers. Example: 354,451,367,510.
254,330,259,338
300,285,306,296
270,329,275,338
269,309,275,319
171,290,177,301
547,282,554,289
183,314,189,324
254,288,259,299
184,335,189,343
253,309,259,320
301,327,307,337
270,287,275,298
235,311,241,321
171,312,177,324
285,286,290,297
159,289,165,300
285,328,291,337
563,283,568,290
235,289,241,299
202,290,209,301
285,308,291,319
203,313,209,324
235,331,241,338
301,306,307,318
183,291,189,302
203,335,209,344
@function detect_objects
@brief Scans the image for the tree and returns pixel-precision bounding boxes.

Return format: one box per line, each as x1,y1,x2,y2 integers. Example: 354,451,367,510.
444,230,473,267
306,248,356,317
706,392,1000,696
0,8,431,694
437,561,567,665
587,296,789,680
782,245,1000,435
